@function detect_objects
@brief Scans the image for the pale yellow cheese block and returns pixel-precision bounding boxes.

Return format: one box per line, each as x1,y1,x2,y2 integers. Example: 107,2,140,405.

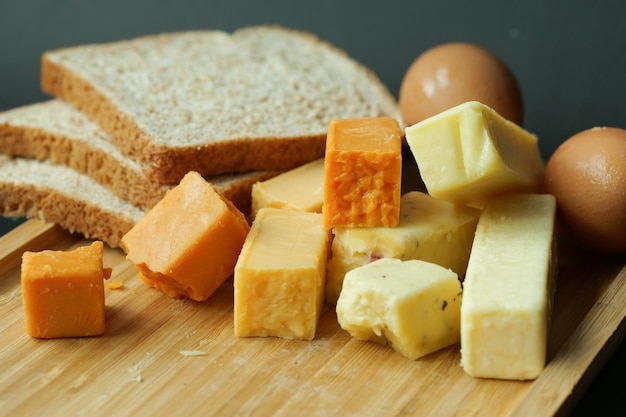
250,158,324,219
233,207,330,340
404,101,544,203
460,193,557,380
336,258,462,360
326,191,480,304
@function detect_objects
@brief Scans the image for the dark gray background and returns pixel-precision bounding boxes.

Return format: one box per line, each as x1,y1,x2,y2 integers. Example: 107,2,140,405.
1,1,624,415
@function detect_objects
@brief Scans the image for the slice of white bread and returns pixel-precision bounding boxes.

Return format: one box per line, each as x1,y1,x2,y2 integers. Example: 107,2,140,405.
41,25,403,183
0,100,279,212
0,154,144,248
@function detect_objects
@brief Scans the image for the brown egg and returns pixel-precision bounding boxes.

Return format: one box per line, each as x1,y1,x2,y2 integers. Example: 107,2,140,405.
399,42,524,126
542,127,626,253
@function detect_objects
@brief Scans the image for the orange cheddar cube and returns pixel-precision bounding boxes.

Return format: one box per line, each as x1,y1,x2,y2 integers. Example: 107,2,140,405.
21,241,109,338
323,117,402,229
121,171,250,302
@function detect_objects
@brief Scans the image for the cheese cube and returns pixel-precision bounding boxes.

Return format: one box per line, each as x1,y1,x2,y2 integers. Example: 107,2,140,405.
121,171,250,302
21,241,110,338
405,101,544,203
460,193,557,380
251,158,324,219
323,117,402,229
326,191,480,304
336,258,462,360
234,208,330,340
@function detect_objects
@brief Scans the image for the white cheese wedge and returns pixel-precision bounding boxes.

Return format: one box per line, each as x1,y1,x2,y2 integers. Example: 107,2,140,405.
250,158,324,219
404,101,544,203
234,207,330,340
326,191,480,304
336,258,462,360
460,193,557,380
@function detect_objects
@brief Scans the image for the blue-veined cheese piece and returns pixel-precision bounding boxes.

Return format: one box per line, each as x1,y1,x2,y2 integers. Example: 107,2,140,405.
336,258,462,360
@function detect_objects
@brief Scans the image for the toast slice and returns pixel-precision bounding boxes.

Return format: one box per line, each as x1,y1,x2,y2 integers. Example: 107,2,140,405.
0,100,279,213
41,25,403,183
0,154,144,248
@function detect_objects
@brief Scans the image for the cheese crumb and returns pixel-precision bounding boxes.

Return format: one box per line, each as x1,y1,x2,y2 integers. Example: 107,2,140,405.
107,280,124,290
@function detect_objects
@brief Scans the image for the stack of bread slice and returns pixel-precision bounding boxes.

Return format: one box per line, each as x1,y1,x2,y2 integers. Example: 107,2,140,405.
0,25,403,248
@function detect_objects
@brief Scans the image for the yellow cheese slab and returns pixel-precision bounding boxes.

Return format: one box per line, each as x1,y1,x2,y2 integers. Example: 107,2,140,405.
460,193,557,380
336,258,462,360
404,101,544,203
326,191,480,304
323,117,402,229
21,241,108,338
121,171,250,302
251,158,324,219
234,208,330,340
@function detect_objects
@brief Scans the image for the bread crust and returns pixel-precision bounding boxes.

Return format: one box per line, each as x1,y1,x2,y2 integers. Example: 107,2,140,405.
0,177,139,248
0,151,277,246
41,55,326,184
40,26,402,184
0,108,168,211
40,40,327,183
0,101,280,214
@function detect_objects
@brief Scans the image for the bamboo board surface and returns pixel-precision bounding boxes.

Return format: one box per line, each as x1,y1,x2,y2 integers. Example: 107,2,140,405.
0,218,625,417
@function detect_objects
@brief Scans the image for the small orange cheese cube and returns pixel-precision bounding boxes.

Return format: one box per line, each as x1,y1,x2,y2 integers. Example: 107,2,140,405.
21,241,109,338
121,171,250,302
323,117,402,229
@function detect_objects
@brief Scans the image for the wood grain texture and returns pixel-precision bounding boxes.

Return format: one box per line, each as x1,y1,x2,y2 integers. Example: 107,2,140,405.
0,219,624,417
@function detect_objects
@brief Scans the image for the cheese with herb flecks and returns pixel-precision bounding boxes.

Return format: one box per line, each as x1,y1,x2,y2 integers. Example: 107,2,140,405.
336,258,462,360
326,191,479,304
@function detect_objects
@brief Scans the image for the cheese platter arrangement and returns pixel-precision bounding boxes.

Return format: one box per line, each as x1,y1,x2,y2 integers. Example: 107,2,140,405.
0,184,624,417
1,17,626,417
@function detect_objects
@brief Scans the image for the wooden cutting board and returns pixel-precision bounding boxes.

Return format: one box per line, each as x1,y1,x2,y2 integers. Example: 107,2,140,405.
0,218,625,417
